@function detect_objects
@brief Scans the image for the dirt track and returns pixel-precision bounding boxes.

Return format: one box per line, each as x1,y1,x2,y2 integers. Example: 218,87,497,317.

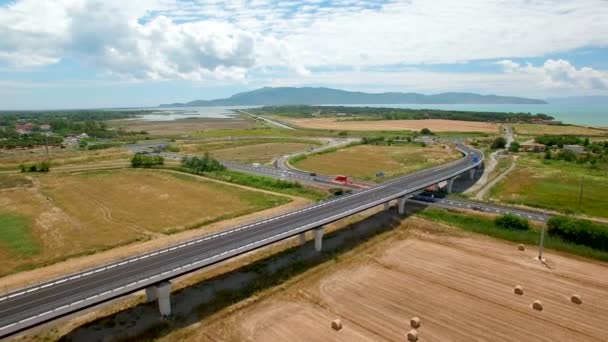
286,118,498,133
208,224,608,341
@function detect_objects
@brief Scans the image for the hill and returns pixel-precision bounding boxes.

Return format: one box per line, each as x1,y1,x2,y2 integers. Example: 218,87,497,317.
160,87,547,107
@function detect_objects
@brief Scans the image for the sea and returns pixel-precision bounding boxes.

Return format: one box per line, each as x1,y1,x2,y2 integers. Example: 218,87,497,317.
138,103,608,127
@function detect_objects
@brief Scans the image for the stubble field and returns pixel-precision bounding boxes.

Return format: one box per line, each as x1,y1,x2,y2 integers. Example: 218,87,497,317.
0,169,289,276
284,118,499,133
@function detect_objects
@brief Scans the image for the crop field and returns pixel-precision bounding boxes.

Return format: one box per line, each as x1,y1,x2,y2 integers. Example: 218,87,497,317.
0,169,289,276
513,124,608,136
0,146,130,171
201,219,608,342
178,138,321,164
283,118,499,133
110,117,255,135
489,155,608,218
293,144,460,181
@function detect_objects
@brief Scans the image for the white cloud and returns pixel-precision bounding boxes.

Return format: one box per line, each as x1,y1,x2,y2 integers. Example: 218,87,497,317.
0,0,607,90
497,59,608,90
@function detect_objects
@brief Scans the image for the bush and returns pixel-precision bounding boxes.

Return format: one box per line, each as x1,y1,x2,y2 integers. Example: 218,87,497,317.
508,141,520,152
420,128,432,135
131,154,164,168
19,161,51,173
181,154,225,172
547,216,608,252
495,213,530,231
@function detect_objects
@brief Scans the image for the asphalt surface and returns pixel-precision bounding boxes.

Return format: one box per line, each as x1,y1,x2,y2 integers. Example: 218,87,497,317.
0,145,482,338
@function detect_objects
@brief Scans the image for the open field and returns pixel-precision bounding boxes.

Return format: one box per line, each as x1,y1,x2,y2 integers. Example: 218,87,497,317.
110,117,255,135
198,218,608,342
0,169,289,276
177,138,321,164
294,144,460,181
0,147,130,171
513,124,608,136
283,118,499,133
489,154,608,218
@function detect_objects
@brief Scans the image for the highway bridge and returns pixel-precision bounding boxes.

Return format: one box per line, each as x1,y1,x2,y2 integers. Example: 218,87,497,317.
0,144,482,339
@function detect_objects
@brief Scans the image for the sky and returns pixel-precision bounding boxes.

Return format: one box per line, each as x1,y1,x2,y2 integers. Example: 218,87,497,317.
0,0,607,109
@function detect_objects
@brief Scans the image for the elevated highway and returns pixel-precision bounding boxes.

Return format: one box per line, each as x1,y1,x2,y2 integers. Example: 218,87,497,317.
0,144,482,338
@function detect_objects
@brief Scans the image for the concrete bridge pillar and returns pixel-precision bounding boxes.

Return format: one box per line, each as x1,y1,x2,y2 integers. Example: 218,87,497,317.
314,227,324,252
447,178,455,194
384,201,391,211
156,281,172,317
146,281,172,317
298,231,307,246
469,168,475,180
398,196,407,215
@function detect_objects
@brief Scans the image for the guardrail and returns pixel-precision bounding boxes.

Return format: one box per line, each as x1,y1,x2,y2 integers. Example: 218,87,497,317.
0,145,483,338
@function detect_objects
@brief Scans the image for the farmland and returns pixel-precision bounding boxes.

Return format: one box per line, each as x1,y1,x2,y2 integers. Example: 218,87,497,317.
293,144,460,181
0,146,130,171
178,217,608,342
109,117,255,136
513,124,608,136
283,118,499,133
489,154,608,218
0,169,290,276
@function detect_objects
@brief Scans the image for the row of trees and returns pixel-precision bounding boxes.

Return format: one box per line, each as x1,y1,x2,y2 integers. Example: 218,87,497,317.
131,154,164,168
548,216,608,252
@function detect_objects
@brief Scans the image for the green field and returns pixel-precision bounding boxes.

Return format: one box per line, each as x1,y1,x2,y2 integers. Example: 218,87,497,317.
0,213,40,257
489,154,608,218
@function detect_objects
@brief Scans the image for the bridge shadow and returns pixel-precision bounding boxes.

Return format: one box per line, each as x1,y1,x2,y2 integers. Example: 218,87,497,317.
451,164,485,193
57,205,426,342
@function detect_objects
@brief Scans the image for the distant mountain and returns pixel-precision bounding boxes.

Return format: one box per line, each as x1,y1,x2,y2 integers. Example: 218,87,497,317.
160,87,547,107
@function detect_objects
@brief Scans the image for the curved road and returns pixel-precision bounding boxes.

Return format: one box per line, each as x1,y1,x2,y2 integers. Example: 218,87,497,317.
0,145,482,338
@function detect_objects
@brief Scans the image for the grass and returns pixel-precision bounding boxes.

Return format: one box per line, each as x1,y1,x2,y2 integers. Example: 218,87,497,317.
292,143,461,182
0,174,32,189
199,170,328,201
417,208,608,262
489,154,608,218
0,169,292,276
0,213,40,257
513,124,608,136
210,142,318,164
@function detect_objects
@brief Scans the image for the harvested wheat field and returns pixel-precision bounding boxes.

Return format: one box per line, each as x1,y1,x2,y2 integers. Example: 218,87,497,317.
110,117,254,135
285,118,498,133
294,144,460,181
0,169,289,276
205,223,608,342
211,142,315,164
513,123,608,136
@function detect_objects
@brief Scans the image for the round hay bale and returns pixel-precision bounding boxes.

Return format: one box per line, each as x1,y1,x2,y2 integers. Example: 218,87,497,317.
513,285,524,295
407,329,419,342
532,300,543,311
410,316,421,329
571,294,582,304
518,244,525,251
331,319,342,331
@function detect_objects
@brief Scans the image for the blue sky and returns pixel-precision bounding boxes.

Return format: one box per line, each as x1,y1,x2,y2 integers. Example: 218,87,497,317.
0,0,607,109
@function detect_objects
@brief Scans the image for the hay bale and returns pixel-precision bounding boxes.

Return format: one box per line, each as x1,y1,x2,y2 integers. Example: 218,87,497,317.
571,294,582,304
518,244,525,251
410,317,421,329
532,300,543,311
407,329,419,342
513,285,524,295
331,319,342,331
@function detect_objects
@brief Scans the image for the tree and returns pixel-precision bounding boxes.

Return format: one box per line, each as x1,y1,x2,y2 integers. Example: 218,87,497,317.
508,141,520,152
420,128,432,135
491,137,507,150
584,137,590,146
338,131,348,137
544,149,552,160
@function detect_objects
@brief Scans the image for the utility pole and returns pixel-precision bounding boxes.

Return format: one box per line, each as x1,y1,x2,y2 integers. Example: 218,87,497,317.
577,176,584,211
538,210,546,261
44,131,49,156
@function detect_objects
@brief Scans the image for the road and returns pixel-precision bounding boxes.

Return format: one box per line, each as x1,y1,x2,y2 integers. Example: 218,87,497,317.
0,145,482,338
236,110,295,130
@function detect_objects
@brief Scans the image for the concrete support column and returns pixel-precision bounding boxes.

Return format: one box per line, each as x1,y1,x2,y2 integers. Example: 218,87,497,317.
145,286,157,303
298,232,307,246
447,178,455,194
398,196,407,216
156,281,172,317
469,168,475,180
384,201,391,210
314,227,324,252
